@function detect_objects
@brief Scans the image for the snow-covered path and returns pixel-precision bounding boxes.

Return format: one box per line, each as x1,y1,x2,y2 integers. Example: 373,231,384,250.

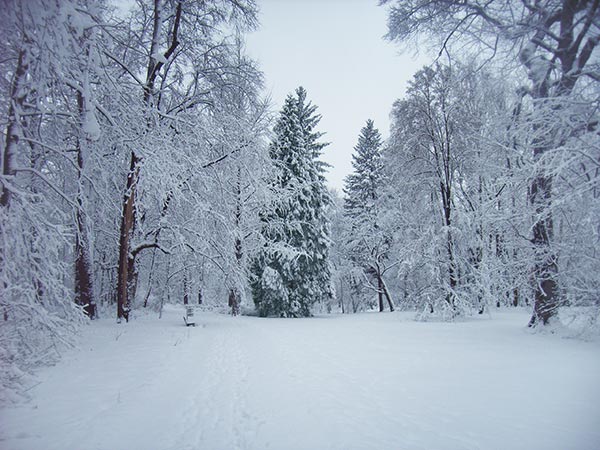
1,308,599,450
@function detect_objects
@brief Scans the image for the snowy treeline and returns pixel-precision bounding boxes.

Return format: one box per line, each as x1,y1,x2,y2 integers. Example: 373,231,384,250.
1,0,599,400
333,1,600,324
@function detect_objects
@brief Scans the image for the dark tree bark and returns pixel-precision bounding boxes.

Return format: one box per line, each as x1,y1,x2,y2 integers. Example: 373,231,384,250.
117,151,139,322
228,289,240,316
183,269,189,305
528,144,559,325
442,180,456,309
371,263,395,312
380,274,395,312
377,272,384,312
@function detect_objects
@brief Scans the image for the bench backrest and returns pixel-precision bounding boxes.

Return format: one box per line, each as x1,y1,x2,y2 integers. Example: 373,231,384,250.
186,306,194,318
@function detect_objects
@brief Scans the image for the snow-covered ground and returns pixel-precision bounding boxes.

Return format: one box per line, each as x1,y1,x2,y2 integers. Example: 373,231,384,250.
1,307,599,450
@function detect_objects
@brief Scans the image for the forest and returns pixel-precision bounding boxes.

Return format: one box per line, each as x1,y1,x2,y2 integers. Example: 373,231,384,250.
1,0,599,431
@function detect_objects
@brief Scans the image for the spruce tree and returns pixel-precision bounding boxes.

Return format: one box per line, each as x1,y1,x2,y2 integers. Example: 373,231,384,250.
251,87,333,317
343,120,394,312
344,119,384,218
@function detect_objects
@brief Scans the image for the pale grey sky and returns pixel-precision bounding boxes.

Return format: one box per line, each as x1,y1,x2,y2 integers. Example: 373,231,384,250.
245,0,430,191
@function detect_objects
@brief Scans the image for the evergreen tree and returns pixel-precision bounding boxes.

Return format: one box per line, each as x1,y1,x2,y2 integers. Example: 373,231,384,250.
251,87,333,317
343,120,394,312
344,119,384,218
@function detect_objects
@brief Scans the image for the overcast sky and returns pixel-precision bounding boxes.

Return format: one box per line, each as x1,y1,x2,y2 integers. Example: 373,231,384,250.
245,0,431,192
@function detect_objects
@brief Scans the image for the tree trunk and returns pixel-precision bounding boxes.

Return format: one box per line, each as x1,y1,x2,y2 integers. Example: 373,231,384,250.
116,151,139,322
74,211,94,317
350,276,360,313
229,167,243,316
380,275,394,312
228,233,242,315
377,271,384,312
339,278,345,314
142,248,156,308
74,89,95,318
159,256,171,320
527,91,558,326
529,169,558,325
1,48,28,208
228,288,240,316
183,268,189,305
443,187,457,309
28,151,45,305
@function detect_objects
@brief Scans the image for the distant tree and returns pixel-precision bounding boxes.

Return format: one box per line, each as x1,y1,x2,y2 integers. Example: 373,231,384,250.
251,87,333,317
343,120,394,312
344,120,383,216
385,63,527,318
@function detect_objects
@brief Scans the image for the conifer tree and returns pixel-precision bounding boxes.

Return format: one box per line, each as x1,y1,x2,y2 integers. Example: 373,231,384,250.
344,119,384,217
343,120,394,312
251,87,333,317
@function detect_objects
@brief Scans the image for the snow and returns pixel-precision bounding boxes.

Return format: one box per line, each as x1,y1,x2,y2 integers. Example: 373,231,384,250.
1,307,599,450
83,109,101,142
152,53,168,64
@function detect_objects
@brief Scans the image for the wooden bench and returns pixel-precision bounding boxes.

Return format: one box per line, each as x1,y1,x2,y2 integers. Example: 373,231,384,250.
183,305,196,327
